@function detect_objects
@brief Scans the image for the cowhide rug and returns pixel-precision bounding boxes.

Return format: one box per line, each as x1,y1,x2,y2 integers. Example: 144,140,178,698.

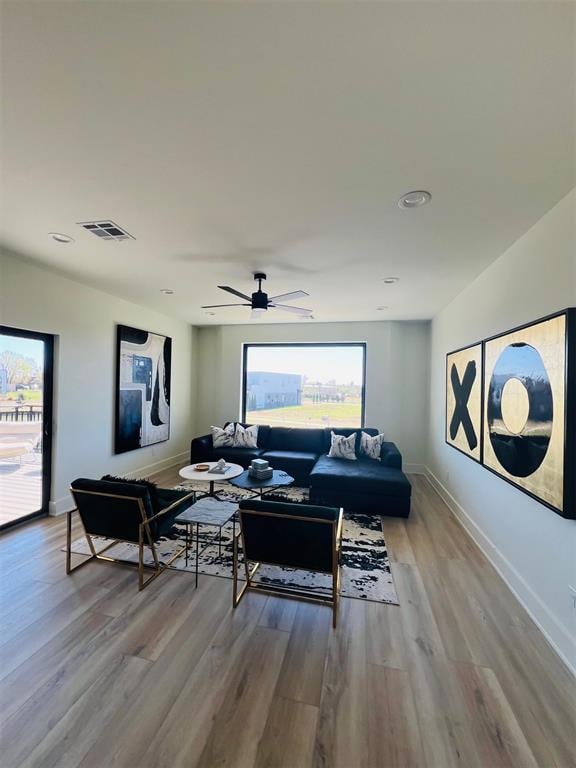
68,481,399,605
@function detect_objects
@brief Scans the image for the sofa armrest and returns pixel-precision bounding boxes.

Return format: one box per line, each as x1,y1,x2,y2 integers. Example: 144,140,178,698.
190,434,213,464
380,441,402,470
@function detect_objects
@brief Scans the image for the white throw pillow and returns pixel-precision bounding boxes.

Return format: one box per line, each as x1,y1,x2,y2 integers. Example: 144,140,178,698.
360,431,385,461
211,423,235,448
327,431,357,461
233,423,259,449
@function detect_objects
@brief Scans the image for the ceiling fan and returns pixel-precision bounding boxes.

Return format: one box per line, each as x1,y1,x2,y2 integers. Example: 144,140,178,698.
202,272,313,319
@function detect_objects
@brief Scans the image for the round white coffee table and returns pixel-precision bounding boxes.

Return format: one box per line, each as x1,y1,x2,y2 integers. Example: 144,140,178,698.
179,461,244,497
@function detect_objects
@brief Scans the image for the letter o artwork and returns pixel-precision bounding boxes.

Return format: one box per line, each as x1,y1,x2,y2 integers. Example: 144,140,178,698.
486,343,553,478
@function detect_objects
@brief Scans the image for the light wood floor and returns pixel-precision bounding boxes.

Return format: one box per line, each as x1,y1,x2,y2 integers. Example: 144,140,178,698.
0,470,574,768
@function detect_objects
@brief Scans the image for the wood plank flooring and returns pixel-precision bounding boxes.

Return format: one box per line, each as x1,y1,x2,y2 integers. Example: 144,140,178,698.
0,470,574,768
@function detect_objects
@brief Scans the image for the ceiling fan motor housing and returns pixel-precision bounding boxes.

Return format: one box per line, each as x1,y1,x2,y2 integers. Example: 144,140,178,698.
252,290,268,309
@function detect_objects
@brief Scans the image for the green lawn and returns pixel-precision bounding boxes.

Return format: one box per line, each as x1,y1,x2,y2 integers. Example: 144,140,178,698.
246,402,361,428
2,390,42,403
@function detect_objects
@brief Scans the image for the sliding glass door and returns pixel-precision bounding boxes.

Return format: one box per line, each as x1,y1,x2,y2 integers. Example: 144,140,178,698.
0,326,53,529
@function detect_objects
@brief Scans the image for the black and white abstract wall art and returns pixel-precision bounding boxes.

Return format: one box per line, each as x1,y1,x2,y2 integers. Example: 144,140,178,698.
115,325,172,454
482,310,575,518
446,343,483,462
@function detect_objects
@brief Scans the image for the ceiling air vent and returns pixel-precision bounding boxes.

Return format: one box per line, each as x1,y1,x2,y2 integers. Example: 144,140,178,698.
77,220,135,241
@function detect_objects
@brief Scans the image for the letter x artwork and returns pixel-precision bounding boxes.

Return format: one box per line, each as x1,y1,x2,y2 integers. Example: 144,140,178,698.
446,343,483,462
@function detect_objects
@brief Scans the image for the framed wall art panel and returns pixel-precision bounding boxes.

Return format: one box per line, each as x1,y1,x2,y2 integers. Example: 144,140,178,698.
445,342,483,462
482,309,575,518
114,325,172,454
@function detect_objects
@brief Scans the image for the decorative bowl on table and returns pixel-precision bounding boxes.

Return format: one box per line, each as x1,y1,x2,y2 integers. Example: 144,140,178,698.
194,464,210,472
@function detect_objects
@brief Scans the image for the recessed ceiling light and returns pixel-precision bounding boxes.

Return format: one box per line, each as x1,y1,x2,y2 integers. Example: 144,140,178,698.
382,277,399,285
398,190,431,209
160,288,174,295
376,306,388,311
49,232,74,243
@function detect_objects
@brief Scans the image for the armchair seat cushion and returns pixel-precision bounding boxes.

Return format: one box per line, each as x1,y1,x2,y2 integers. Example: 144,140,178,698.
266,427,325,453
71,477,157,541
238,499,340,572
310,455,411,497
72,478,194,542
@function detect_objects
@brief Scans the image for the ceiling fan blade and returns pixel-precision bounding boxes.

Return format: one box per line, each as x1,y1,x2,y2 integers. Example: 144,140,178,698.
270,303,313,315
218,285,252,301
268,290,309,303
200,303,251,308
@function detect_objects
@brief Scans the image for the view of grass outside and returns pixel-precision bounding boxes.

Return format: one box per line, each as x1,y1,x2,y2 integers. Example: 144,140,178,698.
244,344,365,428
0,339,44,411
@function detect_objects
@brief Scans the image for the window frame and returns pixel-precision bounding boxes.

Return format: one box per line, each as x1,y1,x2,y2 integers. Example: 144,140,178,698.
241,342,367,428
0,324,55,530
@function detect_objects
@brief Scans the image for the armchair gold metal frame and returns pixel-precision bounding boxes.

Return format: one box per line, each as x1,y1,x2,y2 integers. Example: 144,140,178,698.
232,506,344,627
67,487,195,590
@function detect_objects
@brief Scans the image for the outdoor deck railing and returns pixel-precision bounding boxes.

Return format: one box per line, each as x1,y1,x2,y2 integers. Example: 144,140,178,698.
0,405,43,422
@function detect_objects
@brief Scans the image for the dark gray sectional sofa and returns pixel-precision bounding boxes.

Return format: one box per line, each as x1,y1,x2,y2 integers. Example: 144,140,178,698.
190,424,411,517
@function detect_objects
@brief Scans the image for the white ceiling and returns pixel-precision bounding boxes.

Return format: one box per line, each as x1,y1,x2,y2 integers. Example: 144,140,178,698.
1,1,574,325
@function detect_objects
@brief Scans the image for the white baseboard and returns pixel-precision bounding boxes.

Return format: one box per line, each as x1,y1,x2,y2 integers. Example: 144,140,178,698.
405,463,426,475
132,450,189,479
49,451,189,517
424,467,576,678
49,496,76,516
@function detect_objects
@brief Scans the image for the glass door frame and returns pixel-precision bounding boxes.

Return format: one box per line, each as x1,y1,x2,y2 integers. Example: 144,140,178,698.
0,325,54,530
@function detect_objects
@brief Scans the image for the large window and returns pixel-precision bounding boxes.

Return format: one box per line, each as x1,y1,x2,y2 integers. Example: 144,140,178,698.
242,343,366,428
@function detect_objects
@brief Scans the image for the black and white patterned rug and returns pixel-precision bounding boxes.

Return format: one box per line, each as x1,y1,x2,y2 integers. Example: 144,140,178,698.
68,481,398,605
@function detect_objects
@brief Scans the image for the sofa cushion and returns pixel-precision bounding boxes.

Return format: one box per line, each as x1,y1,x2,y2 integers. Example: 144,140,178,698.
261,450,319,479
267,427,325,453
310,455,411,497
309,487,411,518
212,446,263,466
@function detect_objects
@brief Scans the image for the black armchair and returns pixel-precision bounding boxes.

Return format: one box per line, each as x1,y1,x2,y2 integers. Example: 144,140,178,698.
233,499,343,627
67,477,195,590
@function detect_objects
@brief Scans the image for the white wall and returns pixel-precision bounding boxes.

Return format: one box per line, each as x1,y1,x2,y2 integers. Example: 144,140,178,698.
0,250,197,513
427,189,576,671
195,320,430,469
